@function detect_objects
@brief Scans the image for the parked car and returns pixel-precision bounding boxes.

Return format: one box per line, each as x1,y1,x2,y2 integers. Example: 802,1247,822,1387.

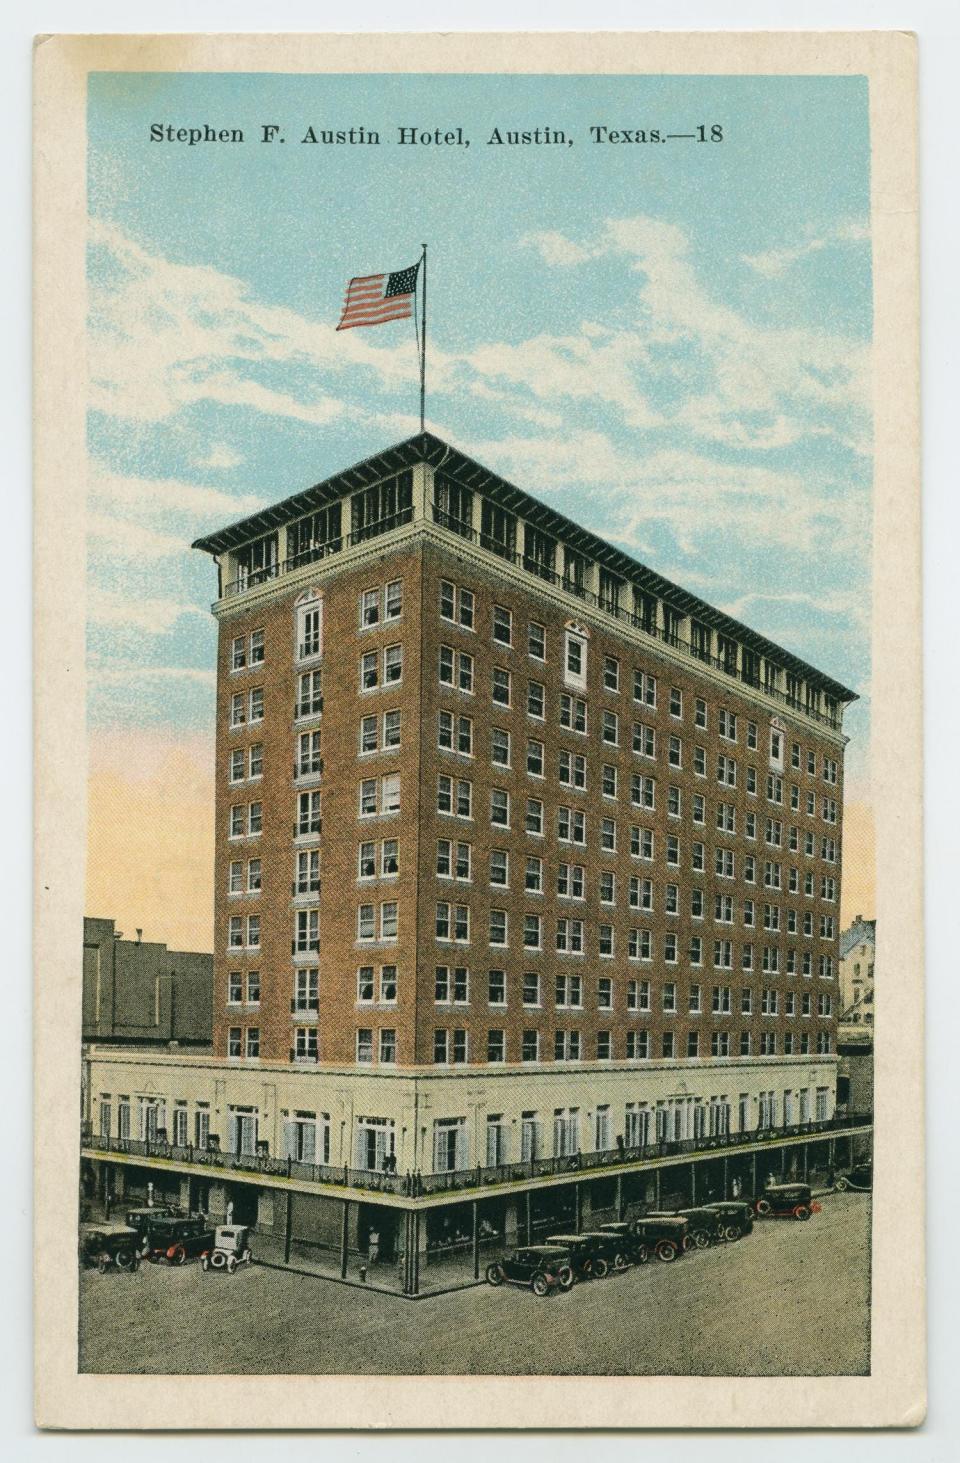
833,1162,872,1193
704,1201,755,1240
124,1205,182,1246
78,1227,142,1274
630,1216,689,1262
200,1225,254,1273
543,1231,627,1279
143,1216,216,1265
753,1182,821,1221
597,1221,652,1266
646,1206,724,1249
485,1245,573,1296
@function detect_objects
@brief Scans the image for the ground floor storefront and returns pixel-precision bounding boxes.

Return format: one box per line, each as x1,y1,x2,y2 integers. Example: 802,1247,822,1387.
82,1118,870,1298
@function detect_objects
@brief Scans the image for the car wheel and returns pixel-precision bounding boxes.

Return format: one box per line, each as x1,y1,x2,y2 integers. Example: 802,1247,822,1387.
634,1244,650,1265
96,1255,108,1275
115,1250,135,1271
486,1263,504,1287
834,1177,848,1192
147,1252,161,1265
794,1205,811,1221
227,1254,237,1274
592,1257,609,1279
755,1198,772,1216
531,1273,550,1297
613,1251,629,1272
655,1240,678,1263
170,1245,187,1266
557,1265,575,1291
692,1230,711,1250
723,1225,742,1242
210,1250,227,1270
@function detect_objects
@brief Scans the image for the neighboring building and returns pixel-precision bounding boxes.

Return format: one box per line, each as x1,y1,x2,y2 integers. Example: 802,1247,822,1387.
83,433,868,1290
839,915,876,1026
83,916,213,1048
837,916,876,1123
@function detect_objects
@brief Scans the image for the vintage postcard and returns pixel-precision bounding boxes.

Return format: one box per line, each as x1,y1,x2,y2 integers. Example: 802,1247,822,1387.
34,30,923,1429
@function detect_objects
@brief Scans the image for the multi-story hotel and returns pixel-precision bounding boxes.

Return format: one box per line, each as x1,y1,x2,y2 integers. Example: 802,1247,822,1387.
82,432,869,1292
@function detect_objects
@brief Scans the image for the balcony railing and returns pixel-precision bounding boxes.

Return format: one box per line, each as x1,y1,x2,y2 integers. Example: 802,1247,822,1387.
82,1113,871,1201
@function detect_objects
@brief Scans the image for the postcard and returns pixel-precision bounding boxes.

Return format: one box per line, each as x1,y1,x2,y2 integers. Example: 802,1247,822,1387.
34,29,923,1429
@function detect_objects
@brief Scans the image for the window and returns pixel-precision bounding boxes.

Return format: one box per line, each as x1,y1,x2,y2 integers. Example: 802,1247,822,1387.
298,671,323,716
245,1028,260,1059
602,710,619,745
603,655,620,692
492,667,511,706
627,1030,650,1060
633,722,655,759
491,727,510,766
489,909,508,947
556,919,585,954
559,693,587,733
488,847,509,887
523,914,542,949
528,621,546,659
668,735,682,768
554,1030,582,1062
488,970,506,1006
523,971,541,1008
490,788,510,828
634,670,657,708
487,1030,506,1064
521,1030,540,1063
527,680,545,719
558,806,586,844
492,605,513,646
231,635,246,672
383,644,403,685
230,693,247,729
564,631,587,688
557,863,585,899
525,798,544,835
719,709,738,742
361,587,382,628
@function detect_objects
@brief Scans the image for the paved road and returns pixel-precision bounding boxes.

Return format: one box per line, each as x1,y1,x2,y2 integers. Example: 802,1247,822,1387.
78,1192,870,1376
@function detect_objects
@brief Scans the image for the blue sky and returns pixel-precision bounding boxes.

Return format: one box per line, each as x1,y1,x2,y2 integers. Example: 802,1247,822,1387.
87,70,872,789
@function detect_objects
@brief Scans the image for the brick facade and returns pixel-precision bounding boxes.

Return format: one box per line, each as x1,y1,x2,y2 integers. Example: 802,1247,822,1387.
203,436,850,1093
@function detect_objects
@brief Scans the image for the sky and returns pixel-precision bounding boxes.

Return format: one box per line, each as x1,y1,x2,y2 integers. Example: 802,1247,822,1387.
85,71,875,949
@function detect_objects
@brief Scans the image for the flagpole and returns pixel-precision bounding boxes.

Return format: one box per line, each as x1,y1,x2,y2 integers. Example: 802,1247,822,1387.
419,243,427,434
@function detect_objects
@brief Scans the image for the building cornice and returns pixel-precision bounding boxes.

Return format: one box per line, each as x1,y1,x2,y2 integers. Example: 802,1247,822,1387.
211,518,849,745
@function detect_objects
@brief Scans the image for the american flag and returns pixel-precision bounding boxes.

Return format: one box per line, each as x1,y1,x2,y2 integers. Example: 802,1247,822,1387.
336,261,421,331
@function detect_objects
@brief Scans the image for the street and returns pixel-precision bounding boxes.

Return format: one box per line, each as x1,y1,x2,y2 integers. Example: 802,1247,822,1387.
78,1191,871,1376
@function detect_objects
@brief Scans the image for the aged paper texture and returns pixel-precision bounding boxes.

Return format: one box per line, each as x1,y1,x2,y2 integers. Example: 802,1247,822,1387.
34,29,922,1429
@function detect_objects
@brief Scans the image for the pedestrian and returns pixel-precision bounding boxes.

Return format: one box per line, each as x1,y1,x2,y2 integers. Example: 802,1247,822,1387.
368,1226,380,1265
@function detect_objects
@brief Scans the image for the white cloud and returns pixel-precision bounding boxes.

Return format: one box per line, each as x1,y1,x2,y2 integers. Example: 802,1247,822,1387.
519,230,598,267
89,464,264,524
87,510,185,561
742,218,870,277
88,586,205,634
194,444,245,470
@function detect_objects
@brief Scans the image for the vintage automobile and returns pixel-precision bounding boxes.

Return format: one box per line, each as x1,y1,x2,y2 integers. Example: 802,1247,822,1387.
597,1220,652,1266
143,1216,216,1265
78,1227,142,1274
753,1182,822,1221
646,1206,724,1250
485,1245,573,1296
124,1205,182,1246
543,1230,628,1278
704,1201,755,1240
833,1161,872,1193
630,1215,689,1263
200,1225,254,1273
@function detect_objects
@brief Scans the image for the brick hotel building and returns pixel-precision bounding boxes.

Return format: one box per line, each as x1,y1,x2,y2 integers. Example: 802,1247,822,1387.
82,434,866,1290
